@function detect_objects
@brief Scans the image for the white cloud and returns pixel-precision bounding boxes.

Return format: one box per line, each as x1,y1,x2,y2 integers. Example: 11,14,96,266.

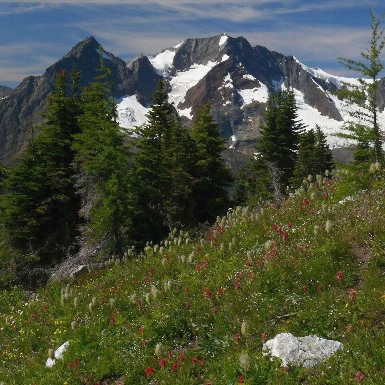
1,0,384,85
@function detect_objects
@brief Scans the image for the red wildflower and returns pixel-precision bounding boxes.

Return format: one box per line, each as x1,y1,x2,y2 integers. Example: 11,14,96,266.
140,327,145,335
284,365,290,372
171,362,180,371
261,332,267,342
234,333,241,341
141,339,148,345
145,367,155,377
238,375,245,384
192,356,198,363
199,358,205,365
355,371,365,382
178,354,185,362
159,357,167,368
110,316,116,325
73,358,79,369
212,307,218,314
349,288,356,301
336,271,343,281
233,280,241,290
204,287,213,299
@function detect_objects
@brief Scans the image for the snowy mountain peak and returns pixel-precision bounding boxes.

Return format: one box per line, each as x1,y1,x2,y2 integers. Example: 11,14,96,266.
1,33,385,167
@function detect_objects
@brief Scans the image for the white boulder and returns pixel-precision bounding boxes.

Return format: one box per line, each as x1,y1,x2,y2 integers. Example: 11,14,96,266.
262,333,343,368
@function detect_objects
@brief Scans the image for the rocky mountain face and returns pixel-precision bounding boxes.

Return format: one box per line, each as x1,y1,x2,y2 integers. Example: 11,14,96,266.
1,34,384,166
0,85,13,99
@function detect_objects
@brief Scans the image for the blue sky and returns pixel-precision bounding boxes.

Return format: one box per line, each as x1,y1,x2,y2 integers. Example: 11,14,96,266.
1,0,384,88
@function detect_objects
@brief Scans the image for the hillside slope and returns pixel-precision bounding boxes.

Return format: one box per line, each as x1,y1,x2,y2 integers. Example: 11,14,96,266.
0,165,384,384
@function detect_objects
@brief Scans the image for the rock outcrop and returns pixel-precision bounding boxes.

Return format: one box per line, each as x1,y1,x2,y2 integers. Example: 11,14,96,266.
262,332,344,368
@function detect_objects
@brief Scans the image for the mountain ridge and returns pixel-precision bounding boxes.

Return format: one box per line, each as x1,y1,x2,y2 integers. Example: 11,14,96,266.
1,34,384,166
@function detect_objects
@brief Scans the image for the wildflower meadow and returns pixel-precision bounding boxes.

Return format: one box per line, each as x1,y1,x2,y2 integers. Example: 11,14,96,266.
0,164,385,384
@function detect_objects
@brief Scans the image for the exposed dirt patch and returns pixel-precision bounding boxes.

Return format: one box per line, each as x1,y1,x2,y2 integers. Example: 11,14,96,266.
100,376,126,385
351,244,373,268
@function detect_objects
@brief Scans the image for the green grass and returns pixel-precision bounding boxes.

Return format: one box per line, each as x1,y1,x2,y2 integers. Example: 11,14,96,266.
1,165,385,384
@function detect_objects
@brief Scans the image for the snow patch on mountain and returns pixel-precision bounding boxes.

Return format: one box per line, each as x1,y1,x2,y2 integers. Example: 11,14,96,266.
149,50,176,76
300,63,362,88
219,35,228,46
168,60,221,113
222,54,230,61
221,73,233,89
243,74,256,81
116,95,149,129
272,77,284,90
238,82,269,106
292,88,351,148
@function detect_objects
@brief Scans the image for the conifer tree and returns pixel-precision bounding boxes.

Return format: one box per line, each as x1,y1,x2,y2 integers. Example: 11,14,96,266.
72,52,132,258
336,10,385,163
253,89,305,198
190,104,233,223
292,126,333,186
0,69,82,267
314,126,334,173
0,163,6,192
131,81,194,244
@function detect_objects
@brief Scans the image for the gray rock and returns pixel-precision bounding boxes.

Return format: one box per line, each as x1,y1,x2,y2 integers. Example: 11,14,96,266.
262,332,343,368
70,264,89,278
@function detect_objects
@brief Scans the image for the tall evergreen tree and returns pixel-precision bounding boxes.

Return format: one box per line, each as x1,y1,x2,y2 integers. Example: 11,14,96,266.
72,53,132,258
190,104,233,223
0,69,82,267
336,10,385,163
253,89,305,198
131,81,194,244
292,126,333,186
0,163,6,192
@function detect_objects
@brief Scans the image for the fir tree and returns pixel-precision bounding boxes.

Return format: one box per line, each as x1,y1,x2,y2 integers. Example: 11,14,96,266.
190,104,233,223
72,52,132,258
254,89,305,198
0,163,6,192
314,126,334,173
0,69,82,268
131,81,194,244
336,10,385,163
292,126,333,186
